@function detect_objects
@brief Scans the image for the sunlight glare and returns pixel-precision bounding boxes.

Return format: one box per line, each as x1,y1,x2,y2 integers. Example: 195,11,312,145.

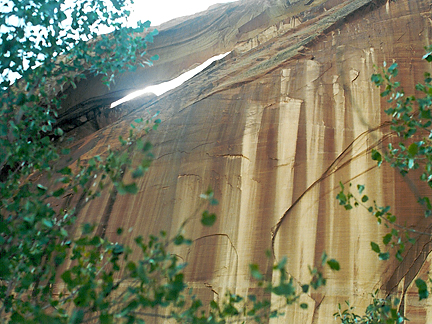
110,52,230,108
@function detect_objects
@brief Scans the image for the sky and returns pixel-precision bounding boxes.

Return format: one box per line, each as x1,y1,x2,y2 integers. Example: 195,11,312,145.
129,0,238,27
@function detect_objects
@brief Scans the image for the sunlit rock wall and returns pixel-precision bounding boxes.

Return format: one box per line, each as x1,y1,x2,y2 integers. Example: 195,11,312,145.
60,0,432,322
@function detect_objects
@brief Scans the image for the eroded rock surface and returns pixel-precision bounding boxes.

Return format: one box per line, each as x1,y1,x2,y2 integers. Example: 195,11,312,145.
60,0,432,322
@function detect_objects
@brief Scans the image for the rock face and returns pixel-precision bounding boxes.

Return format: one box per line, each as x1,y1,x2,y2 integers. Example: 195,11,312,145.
60,0,432,322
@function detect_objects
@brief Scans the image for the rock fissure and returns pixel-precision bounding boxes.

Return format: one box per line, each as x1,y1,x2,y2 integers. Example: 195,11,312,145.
206,153,251,162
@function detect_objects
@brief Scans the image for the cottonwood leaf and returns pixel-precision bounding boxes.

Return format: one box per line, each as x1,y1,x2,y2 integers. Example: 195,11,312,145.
201,210,216,226
371,242,381,253
327,259,340,271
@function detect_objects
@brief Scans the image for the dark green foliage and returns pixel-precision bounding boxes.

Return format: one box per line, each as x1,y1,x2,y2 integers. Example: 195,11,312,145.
415,279,429,300
0,0,159,322
335,294,405,324
326,259,340,271
201,210,217,226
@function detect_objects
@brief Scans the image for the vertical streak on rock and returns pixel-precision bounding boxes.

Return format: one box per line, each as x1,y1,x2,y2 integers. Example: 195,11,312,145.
272,69,311,323
298,59,322,281
236,100,262,289
276,70,303,215
329,73,347,277
96,188,118,239
253,102,278,275
332,74,346,156
274,69,303,253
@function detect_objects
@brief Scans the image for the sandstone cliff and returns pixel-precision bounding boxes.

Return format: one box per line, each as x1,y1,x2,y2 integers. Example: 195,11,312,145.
58,0,432,322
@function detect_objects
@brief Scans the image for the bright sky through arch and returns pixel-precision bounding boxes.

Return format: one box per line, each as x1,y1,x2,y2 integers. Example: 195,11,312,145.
110,0,238,108
110,51,230,108
129,0,238,27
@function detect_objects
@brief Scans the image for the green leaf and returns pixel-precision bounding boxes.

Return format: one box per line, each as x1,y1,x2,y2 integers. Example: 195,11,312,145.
371,149,382,165
300,303,308,309
201,210,216,226
327,259,340,271
132,166,144,179
371,73,383,85
126,261,136,272
142,20,151,28
415,278,429,300
301,284,309,293
249,264,263,280
381,89,390,97
42,219,53,228
269,310,278,318
100,314,114,324
357,184,365,194
10,312,25,323
210,197,219,205
388,215,396,223
123,183,138,195
396,251,403,262
371,242,381,253
344,204,353,210
82,223,94,235
61,270,73,286
55,127,64,136
174,235,185,245
336,191,347,205
321,251,328,266
383,233,392,245
59,167,72,176
276,256,288,270
110,0,122,10
378,252,390,260
408,158,415,169
37,184,48,192
408,143,419,156
52,187,65,197
89,236,102,246
423,52,432,62
273,281,295,297
388,62,398,76
112,244,124,255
